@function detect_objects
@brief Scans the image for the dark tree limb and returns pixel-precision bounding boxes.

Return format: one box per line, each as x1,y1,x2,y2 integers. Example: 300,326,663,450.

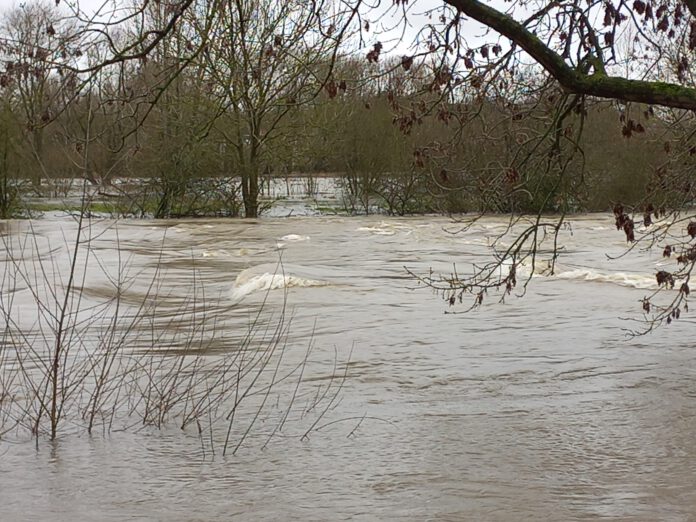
73,0,195,73
684,0,696,19
445,0,696,111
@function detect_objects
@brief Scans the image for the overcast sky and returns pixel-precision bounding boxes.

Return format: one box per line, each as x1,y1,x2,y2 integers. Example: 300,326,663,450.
0,0,506,57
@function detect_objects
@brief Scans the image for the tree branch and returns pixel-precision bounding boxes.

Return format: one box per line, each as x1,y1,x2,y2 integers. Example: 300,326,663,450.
684,0,696,19
73,0,195,74
446,0,696,111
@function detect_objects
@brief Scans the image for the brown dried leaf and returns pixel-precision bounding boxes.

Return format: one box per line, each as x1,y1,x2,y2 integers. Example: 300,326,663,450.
656,270,675,288
325,80,338,99
688,221,696,238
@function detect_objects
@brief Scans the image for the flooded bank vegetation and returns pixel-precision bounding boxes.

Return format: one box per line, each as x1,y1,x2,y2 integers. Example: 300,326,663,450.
0,218,354,448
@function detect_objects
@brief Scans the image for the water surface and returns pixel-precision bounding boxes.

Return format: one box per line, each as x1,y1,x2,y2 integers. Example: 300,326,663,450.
1,214,695,521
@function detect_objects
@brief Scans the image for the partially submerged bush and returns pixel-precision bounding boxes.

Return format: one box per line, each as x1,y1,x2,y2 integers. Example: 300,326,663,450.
0,218,349,452
83,177,243,219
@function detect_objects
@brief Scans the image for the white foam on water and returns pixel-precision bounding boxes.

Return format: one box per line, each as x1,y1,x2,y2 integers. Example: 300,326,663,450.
357,226,395,236
506,260,655,289
357,222,413,236
230,266,329,302
549,268,657,289
280,234,310,241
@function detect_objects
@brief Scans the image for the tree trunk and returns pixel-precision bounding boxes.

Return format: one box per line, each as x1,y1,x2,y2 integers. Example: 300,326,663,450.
32,127,43,188
241,163,259,218
243,133,261,218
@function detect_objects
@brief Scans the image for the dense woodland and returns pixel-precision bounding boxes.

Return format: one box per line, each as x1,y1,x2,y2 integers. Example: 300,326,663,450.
0,1,686,219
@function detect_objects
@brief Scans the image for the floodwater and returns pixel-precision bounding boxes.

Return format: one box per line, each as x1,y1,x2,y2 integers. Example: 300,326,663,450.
2,213,696,521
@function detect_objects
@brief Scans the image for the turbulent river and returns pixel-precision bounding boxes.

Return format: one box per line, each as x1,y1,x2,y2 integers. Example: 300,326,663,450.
2,213,696,521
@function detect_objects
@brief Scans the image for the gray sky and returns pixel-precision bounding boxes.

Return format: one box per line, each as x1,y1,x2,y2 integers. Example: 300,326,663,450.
0,0,501,48
0,0,511,62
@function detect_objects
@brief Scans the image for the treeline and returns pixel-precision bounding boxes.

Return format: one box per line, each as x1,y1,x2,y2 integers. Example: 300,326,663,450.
0,1,675,218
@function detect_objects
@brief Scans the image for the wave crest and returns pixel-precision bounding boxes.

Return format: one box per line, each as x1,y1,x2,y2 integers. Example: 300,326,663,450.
231,266,329,302
551,268,656,289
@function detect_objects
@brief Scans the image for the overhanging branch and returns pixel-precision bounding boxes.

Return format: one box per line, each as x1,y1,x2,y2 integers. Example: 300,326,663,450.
684,0,696,19
73,0,195,74
446,0,696,111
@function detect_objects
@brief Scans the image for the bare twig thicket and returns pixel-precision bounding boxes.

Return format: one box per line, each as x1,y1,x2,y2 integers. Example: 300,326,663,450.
0,215,353,450
0,92,349,446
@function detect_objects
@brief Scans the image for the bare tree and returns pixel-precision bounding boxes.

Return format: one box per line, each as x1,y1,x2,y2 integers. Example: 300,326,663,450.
0,1,78,187
193,0,359,217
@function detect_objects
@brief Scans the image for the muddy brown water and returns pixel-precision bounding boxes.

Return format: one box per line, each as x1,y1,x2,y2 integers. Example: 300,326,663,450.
1,214,696,521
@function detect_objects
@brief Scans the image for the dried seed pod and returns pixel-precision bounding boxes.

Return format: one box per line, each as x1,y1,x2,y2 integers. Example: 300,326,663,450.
325,80,338,98
656,271,675,288
688,222,696,238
